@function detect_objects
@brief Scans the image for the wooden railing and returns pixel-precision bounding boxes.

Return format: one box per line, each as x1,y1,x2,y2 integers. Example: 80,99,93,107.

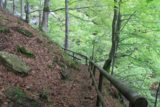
62,48,148,107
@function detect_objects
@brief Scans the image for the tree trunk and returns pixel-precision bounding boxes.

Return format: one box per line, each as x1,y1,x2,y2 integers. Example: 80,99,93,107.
154,82,160,107
103,0,121,75
20,0,24,19
41,0,50,32
13,0,15,15
25,0,30,23
0,0,3,8
38,1,43,29
64,0,69,50
4,0,7,9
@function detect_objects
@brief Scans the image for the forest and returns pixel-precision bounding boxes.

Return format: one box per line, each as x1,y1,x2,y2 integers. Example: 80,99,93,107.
0,0,159,107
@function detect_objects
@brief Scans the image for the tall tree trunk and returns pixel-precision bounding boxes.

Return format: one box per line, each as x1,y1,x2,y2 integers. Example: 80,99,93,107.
13,0,15,15
4,0,7,9
154,82,160,107
0,0,3,8
103,0,121,75
20,0,24,19
64,0,69,50
41,0,50,32
25,0,30,23
39,1,43,29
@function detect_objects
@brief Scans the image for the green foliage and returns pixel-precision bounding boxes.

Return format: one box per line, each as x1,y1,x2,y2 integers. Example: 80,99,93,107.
11,0,160,106
17,45,35,58
62,52,79,70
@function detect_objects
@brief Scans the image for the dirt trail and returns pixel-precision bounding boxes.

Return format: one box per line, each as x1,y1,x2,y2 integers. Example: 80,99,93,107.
51,65,96,107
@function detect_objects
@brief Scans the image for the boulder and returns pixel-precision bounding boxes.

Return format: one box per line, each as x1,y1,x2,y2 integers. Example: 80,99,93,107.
0,51,30,75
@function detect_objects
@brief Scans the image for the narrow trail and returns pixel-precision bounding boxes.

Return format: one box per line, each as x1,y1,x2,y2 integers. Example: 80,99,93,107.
51,65,97,107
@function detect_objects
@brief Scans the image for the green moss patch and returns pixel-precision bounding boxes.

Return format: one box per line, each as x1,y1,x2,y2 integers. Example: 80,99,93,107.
5,86,42,107
0,51,30,76
16,28,33,37
0,26,10,33
17,45,35,58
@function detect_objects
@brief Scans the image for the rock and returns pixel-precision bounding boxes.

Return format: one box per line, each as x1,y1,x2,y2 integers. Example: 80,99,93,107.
5,86,43,107
0,51,30,76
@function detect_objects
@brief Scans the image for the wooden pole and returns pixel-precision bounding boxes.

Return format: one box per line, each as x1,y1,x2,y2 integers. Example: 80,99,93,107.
96,72,103,106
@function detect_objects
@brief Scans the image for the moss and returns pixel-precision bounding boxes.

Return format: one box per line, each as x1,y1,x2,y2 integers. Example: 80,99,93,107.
17,45,35,58
17,28,33,37
0,26,10,33
0,51,30,76
62,53,79,70
5,86,42,107
5,86,27,100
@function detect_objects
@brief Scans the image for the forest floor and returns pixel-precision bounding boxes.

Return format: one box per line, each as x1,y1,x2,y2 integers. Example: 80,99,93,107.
0,9,125,107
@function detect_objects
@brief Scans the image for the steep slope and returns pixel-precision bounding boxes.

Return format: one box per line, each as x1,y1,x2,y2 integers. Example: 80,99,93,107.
0,9,126,107
0,9,97,107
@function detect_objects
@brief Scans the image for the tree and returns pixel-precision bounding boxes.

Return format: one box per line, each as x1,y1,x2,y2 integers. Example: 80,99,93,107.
4,0,7,9
13,0,15,15
38,1,43,29
20,0,24,19
64,0,69,50
41,0,50,32
0,0,3,8
25,0,30,23
103,0,121,75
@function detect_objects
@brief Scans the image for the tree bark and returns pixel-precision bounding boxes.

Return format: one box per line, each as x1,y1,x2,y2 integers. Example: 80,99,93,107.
103,0,121,75
20,0,24,19
25,0,30,23
154,82,160,107
38,1,43,29
13,0,15,15
4,0,7,9
64,0,69,50
0,0,3,8
41,0,50,32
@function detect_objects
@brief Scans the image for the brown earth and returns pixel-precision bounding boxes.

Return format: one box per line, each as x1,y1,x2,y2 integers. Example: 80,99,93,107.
0,9,125,107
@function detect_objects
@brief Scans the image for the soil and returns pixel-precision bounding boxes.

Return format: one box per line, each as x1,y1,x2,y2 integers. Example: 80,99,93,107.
0,9,125,107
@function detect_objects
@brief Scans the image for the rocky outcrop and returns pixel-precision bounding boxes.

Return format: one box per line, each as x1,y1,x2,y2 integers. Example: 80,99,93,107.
0,51,30,75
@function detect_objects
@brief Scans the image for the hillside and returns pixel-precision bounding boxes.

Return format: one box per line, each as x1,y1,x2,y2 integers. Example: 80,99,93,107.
0,10,125,107
0,11,95,107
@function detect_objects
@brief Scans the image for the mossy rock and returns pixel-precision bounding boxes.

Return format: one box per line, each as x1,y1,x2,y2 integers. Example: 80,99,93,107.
17,45,35,58
0,26,10,33
5,86,43,107
0,51,30,76
16,28,33,37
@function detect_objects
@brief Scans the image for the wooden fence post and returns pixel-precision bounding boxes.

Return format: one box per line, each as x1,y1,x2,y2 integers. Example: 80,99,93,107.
92,66,96,86
96,72,103,106
73,52,75,60
85,57,87,65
